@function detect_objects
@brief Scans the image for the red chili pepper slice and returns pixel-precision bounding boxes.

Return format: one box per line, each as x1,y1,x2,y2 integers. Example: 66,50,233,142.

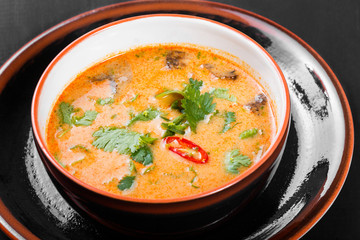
163,136,208,164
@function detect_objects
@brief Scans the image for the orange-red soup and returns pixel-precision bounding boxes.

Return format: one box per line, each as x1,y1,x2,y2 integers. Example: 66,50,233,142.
46,44,276,199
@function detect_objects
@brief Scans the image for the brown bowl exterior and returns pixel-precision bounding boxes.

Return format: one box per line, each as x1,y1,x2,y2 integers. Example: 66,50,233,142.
30,13,291,237
33,120,289,235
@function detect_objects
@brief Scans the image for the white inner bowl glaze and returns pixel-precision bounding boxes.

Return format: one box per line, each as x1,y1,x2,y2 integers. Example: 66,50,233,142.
32,14,289,178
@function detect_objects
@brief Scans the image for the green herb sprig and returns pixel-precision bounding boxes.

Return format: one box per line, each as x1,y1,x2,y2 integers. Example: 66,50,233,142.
222,111,239,133
224,149,251,174
210,88,236,102
156,78,216,133
118,175,135,190
127,107,160,127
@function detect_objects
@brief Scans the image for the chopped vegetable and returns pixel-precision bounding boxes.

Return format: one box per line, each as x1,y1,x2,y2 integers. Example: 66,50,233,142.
163,136,208,164
127,107,160,127
54,153,66,168
129,94,139,102
118,175,135,190
155,89,183,99
140,134,158,144
73,110,98,126
162,122,188,136
224,149,251,174
160,115,171,121
70,145,90,152
239,128,258,139
129,160,137,174
210,88,236,102
161,114,188,138
135,51,145,58
57,128,70,138
189,166,199,188
143,165,155,174
96,97,114,105
209,109,220,121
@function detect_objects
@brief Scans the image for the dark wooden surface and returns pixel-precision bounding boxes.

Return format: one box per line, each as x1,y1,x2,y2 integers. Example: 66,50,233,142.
0,0,358,239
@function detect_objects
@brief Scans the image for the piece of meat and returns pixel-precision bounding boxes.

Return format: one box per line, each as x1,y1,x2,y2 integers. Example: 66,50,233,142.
90,73,112,82
89,59,133,96
90,59,133,82
243,93,267,113
166,51,186,69
203,63,238,80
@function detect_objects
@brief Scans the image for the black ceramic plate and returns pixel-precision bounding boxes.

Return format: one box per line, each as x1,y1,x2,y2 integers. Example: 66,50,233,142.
0,1,353,239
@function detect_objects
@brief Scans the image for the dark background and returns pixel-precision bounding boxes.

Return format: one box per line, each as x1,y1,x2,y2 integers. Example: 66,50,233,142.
0,0,358,239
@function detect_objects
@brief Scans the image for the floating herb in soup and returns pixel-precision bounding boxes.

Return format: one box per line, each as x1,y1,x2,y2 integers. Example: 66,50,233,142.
46,44,276,199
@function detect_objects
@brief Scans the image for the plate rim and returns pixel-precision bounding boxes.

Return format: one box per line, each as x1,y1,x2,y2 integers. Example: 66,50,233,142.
0,1,354,239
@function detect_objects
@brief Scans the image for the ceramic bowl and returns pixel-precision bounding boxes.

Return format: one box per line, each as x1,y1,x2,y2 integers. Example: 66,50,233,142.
31,14,290,235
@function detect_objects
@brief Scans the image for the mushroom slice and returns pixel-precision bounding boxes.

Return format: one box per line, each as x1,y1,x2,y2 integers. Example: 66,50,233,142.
166,50,186,69
90,73,112,82
89,59,133,97
244,93,267,113
203,63,238,80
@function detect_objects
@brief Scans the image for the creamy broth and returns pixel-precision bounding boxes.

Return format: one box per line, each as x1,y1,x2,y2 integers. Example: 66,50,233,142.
46,45,276,199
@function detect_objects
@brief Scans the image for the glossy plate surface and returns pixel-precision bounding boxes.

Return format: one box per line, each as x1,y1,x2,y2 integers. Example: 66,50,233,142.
0,1,353,239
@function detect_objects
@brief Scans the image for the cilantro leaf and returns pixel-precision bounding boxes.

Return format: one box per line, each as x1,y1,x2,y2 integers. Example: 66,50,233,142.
96,97,114,105
181,79,216,132
131,146,153,166
239,128,258,139
93,127,156,167
222,111,239,133
72,110,98,126
58,102,74,125
183,78,203,99
224,149,252,174
127,107,160,127
118,175,135,190
210,88,236,102
57,102,98,127
92,127,145,154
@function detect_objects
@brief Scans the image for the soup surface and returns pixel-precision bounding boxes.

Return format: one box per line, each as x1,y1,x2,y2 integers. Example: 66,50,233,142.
46,44,276,199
